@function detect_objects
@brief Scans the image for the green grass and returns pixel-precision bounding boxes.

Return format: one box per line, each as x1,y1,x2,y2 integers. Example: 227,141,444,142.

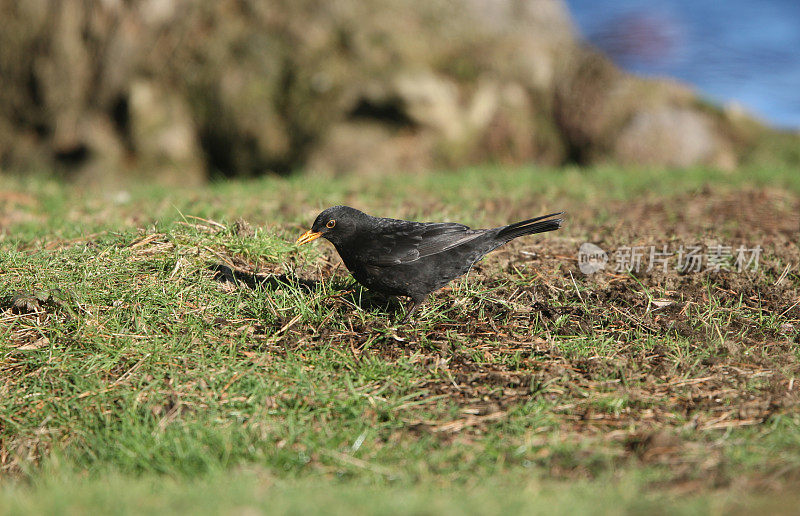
6,469,785,516
4,163,799,242
1,164,799,513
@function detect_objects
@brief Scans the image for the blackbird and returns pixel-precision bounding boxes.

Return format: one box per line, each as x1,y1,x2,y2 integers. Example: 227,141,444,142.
296,206,563,320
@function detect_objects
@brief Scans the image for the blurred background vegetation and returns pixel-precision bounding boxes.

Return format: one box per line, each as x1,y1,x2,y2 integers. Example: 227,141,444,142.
1,0,797,188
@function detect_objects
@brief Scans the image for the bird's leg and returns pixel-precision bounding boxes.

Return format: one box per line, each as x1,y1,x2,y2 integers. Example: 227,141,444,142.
398,297,425,324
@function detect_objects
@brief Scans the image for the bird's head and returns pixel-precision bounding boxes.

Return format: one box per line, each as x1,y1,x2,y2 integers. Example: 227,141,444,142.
295,205,369,247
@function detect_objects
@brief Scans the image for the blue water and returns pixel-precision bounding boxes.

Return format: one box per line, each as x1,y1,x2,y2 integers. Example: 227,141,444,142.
563,0,800,129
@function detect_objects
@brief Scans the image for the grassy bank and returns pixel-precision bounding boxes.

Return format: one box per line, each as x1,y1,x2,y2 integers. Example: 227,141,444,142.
1,164,798,513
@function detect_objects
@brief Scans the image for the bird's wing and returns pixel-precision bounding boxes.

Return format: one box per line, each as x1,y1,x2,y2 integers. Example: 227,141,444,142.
365,221,486,266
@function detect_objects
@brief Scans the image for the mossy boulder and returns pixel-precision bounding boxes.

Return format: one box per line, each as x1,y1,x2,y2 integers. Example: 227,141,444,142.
0,0,786,183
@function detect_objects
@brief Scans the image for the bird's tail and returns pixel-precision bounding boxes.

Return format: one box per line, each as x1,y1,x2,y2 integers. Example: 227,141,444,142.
497,212,564,241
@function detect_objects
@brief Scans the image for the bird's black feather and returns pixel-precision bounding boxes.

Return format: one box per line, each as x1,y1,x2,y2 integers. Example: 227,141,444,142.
365,221,483,266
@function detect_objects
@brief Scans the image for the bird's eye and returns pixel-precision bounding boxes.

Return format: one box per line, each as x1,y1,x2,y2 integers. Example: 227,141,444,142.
326,220,336,229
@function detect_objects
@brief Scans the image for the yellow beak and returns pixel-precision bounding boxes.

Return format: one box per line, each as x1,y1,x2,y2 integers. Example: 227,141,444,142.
295,229,323,245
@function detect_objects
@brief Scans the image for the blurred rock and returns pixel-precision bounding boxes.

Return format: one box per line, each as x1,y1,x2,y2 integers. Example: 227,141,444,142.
0,0,784,183
308,121,434,176
615,107,735,170
129,80,204,186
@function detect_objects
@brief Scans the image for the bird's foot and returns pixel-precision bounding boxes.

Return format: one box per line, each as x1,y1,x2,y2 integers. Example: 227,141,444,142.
397,298,424,324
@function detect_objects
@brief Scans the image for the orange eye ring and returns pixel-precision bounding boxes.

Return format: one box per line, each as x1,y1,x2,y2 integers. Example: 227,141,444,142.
326,220,336,229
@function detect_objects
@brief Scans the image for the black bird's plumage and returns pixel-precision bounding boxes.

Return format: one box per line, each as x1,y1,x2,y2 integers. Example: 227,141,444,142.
297,206,563,319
